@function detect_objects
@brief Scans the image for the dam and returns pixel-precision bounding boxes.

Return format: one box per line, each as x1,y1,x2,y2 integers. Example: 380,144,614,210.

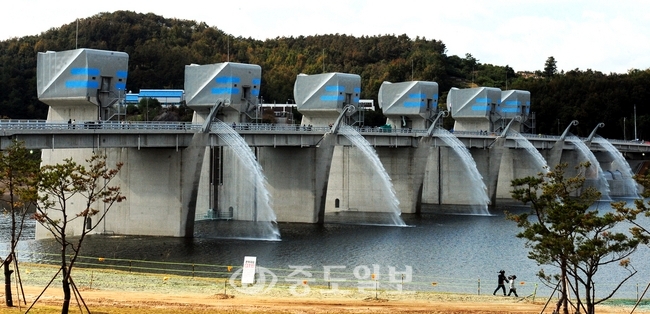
18,48,649,239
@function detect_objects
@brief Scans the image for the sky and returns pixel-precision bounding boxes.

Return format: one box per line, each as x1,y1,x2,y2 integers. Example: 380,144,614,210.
3,0,650,74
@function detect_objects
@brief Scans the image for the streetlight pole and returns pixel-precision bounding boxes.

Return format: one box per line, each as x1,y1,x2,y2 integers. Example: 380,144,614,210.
634,104,637,141
624,117,626,141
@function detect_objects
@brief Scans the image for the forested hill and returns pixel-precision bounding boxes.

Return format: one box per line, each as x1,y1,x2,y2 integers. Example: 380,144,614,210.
1,10,649,139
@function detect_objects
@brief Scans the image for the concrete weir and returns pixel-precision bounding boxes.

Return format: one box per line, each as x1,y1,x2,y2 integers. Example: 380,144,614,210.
32,50,649,238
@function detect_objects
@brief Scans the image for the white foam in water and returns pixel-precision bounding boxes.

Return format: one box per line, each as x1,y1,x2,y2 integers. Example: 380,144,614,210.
433,127,490,214
338,125,406,226
508,130,549,173
592,136,640,198
566,136,611,200
212,121,280,240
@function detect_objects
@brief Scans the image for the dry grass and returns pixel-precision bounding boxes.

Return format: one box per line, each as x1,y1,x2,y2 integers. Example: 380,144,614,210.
0,263,645,314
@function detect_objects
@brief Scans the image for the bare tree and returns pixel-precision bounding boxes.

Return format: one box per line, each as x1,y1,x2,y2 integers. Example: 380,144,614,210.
0,140,39,307
31,154,125,314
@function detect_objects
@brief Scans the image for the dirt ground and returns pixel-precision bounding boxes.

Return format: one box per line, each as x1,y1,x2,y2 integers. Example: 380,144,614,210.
1,264,646,313
7,285,646,314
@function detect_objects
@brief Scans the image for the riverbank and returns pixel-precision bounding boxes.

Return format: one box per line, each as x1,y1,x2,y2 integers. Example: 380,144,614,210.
0,263,646,313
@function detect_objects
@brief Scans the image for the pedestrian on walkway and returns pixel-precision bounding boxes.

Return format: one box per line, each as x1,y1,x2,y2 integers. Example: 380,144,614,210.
493,270,507,296
507,275,518,297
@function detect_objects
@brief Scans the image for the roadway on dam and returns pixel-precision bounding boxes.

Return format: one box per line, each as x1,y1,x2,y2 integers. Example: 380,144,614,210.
1,120,649,155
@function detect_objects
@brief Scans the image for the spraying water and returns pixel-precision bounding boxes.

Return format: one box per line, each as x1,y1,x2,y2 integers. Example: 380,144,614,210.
433,127,490,214
592,136,640,197
210,121,280,240
566,136,611,200
338,125,405,226
507,130,549,173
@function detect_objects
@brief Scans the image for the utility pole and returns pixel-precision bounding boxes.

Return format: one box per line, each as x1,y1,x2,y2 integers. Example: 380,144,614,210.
634,104,637,141
624,117,626,141
75,19,79,49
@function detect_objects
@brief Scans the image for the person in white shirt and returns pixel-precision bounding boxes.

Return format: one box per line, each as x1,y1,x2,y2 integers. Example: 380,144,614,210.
507,275,518,297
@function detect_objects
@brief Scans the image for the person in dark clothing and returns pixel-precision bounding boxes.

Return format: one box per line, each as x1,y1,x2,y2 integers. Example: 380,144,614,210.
493,270,507,295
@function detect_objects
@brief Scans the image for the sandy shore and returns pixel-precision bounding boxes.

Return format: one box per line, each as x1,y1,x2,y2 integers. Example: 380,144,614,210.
1,264,647,313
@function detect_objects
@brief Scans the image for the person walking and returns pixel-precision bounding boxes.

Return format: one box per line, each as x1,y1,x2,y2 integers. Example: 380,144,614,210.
507,275,518,297
493,270,507,295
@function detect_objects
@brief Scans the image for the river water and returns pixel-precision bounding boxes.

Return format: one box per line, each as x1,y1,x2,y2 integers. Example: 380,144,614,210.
2,202,649,300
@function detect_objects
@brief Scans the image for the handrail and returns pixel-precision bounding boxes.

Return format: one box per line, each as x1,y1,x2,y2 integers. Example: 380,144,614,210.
0,120,201,131
0,120,648,148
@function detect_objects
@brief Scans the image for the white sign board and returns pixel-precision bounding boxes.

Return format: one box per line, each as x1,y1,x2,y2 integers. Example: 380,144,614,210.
241,256,257,284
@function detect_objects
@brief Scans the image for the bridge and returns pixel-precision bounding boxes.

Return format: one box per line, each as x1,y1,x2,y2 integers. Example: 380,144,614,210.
3,120,649,153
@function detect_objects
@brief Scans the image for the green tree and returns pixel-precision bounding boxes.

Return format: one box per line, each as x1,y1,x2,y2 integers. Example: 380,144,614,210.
138,97,162,121
544,56,558,78
0,141,39,307
508,163,642,314
32,154,125,314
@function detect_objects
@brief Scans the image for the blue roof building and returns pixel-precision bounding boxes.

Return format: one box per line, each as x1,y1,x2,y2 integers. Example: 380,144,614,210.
125,89,185,106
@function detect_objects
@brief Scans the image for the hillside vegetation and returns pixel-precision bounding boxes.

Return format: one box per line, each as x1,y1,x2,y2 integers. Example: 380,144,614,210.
1,10,649,139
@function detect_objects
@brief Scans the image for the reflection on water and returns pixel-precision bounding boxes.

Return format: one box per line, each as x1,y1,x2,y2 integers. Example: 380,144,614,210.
0,213,35,241
2,202,649,299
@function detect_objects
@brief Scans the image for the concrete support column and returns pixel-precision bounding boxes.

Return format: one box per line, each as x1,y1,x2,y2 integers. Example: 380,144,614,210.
486,137,507,206
548,140,566,169
180,134,209,237
259,133,336,223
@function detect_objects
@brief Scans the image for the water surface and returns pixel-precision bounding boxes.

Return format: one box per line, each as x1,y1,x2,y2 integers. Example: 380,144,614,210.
4,202,648,299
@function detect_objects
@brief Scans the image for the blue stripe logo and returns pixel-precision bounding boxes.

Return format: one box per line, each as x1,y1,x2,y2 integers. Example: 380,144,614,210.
471,105,490,111
215,76,241,84
354,87,361,93
252,90,260,96
252,78,261,85
325,85,345,92
500,108,519,113
115,82,126,90
116,70,128,78
475,98,490,104
70,68,100,76
211,87,239,95
65,81,99,89
404,101,425,107
321,95,344,101
504,100,521,105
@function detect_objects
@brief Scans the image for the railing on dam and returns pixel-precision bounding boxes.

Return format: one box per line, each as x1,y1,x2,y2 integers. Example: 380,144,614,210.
0,120,648,152
0,119,202,131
